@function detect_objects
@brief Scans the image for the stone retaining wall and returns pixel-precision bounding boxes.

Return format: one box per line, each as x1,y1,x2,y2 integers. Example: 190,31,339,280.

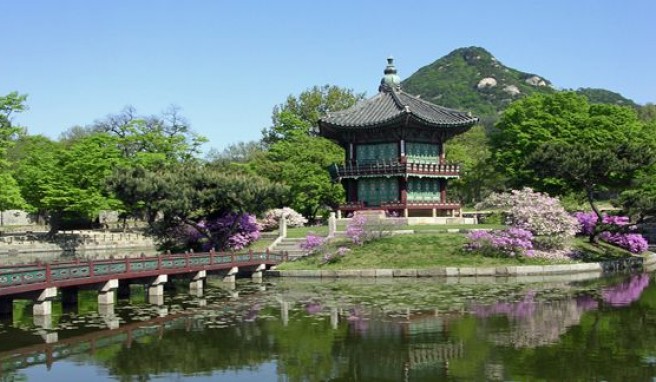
267,253,654,279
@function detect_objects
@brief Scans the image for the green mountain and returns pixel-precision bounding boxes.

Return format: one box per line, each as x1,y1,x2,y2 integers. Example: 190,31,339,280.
402,46,636,123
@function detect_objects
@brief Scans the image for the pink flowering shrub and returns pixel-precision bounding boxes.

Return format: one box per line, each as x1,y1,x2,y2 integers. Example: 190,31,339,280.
260,207,308,231
467,228,534,257
574,212,648,253
321,246,350,264
476,188,578,250
186,213,261,251
300,234,324,252
346,215,367,245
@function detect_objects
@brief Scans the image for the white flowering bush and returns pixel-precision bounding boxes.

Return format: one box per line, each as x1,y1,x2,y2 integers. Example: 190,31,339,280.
475,188,578,250
260,207,308,231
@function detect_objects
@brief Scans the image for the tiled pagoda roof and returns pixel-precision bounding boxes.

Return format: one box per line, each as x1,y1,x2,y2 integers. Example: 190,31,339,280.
319,89,478,130
318,57,478,136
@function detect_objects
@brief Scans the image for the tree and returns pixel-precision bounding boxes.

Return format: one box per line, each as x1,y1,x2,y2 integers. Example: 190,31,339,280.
253,134,344,222
41,133,125,232
108,163,287,251
262,85,365,145
92,105,207,166
7,135,61,223
0,92,28,217
447,125,505,204
491,92,653,195
528,141,654,222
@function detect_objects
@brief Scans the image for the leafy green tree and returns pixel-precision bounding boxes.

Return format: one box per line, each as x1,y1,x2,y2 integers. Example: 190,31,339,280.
491,92,651,195
92,105,207,166
618,167,656,222
262,85,364,145
7,135,61,223
447,125,505,204
253,134,344,222
0,92,28,216
42,133,125,232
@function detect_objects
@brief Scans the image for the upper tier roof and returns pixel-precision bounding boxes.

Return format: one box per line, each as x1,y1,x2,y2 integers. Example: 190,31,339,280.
318,57,479,134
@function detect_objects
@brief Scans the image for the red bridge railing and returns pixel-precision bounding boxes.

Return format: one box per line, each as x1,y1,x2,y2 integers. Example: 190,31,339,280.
0,250,285,296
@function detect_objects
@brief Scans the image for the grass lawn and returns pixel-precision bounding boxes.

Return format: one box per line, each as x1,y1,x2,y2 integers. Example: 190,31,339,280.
570,237,636,262
277,234,576,270
285,223,505,238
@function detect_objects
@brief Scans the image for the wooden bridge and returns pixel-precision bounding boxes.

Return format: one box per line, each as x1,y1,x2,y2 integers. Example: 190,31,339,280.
0,250,285,316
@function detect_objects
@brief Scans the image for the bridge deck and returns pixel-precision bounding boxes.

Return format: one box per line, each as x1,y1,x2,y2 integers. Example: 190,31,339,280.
0,250,285,297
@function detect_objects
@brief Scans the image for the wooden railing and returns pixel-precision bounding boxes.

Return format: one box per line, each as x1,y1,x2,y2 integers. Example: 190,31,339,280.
331,160,460,179
0,250,285,296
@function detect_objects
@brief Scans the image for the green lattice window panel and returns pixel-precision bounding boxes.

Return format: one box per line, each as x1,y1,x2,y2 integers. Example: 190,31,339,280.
406,142,440,164
356,143,398,164
357,178,399,206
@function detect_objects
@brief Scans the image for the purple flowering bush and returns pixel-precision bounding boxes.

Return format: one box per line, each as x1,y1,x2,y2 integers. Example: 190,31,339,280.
300,234,324,252
467,228,534,257
574,211,648,253
476,188,578,250
346,215,367,245
186,212,261,251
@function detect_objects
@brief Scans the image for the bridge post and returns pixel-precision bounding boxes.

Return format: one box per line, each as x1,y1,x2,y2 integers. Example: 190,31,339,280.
251,264,266,281
149,274,168,297
33,287,57,316
328,212,337,238
189,270,206,295
279,216,287,238
223,267,238,283
98,279,118,305
0,297,13,317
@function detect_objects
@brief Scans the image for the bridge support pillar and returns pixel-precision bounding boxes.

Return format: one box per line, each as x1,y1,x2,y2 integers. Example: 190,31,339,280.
223,267,238,283
0,297,13,317
98,279,118,305
33,287,57,316
251,264,266,281
149,274,168,297
189,270,206,295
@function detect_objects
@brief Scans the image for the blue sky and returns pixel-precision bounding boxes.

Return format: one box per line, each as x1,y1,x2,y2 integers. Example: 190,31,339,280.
2,1,654,153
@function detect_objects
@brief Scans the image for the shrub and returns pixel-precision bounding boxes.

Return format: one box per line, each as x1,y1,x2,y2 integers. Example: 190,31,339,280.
476,188,578,249
345,214,401,245
260,207,308,231
466,228,534,258
574,212,649,253
300,234,324,252
186,213,261,251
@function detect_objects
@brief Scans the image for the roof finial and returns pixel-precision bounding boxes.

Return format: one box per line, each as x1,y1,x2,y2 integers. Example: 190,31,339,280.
379,56,401,92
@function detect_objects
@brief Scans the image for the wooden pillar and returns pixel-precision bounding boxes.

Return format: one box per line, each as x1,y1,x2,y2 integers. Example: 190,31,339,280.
440,179,446,204
400,177,408,204
348,142,354,162
439,141,445,164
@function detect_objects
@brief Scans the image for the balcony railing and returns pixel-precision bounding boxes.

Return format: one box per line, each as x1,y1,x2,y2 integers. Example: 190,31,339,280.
330,159,460,179
339,201,460,211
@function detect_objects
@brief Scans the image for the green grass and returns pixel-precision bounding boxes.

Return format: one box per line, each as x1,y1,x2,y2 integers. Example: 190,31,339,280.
278,234,570,270
285,223,504,238
570,237,636,262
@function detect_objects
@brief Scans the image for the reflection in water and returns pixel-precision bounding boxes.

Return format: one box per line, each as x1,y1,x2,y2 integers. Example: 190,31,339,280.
0,273,654,381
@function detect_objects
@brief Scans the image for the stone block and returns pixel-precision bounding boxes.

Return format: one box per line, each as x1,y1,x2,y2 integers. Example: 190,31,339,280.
444,267,459,277
393,269,417,277
516,266,544,275
417,268,445,277
476,267,496,276
542,264,573,274
458,267,476,277
335,270,360,277
320,270,337,278
572,263,603,272
375,269,394,277
360,269,376,277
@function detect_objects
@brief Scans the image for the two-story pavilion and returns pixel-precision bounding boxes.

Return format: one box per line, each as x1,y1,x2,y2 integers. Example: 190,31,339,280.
318,58,478,219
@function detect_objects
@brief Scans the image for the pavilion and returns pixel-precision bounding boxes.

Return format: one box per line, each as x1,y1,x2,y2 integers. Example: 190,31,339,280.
318,57,478,221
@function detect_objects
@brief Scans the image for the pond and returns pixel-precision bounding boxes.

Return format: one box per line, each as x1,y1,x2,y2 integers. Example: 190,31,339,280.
1,271,655,381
